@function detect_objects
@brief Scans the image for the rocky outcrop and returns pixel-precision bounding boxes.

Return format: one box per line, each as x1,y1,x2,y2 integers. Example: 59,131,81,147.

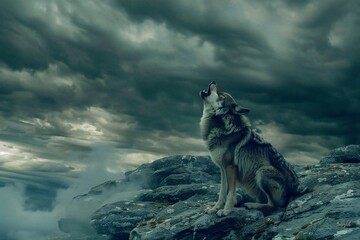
320,145,360,164
59,146,360,239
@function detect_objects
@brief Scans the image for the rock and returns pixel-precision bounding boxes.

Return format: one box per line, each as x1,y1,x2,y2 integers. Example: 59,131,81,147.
130,202,263,240
59,146,360,240
137,183,215,203
124,155,220,189
320,145,360,164
91,201,167,239
274,181,360,239
298,162,360,193
264,152,360,240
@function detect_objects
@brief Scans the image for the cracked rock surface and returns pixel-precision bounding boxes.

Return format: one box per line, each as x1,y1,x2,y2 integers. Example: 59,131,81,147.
59,146,360,239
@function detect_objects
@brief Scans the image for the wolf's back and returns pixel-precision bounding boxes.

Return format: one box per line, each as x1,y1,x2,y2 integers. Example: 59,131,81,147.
251,132,299,195
267,144,299,195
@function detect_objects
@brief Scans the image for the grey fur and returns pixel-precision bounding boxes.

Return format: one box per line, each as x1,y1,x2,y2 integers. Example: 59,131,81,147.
200,81,298,216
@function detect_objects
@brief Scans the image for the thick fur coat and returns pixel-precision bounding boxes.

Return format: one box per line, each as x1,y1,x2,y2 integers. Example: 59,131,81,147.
200,81,298,216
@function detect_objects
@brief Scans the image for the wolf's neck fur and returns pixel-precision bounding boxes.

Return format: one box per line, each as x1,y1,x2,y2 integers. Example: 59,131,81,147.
200,106,251,145
200,107,215,139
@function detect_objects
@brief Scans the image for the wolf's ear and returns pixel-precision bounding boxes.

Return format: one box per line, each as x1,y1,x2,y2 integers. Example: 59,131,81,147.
231,103,250,115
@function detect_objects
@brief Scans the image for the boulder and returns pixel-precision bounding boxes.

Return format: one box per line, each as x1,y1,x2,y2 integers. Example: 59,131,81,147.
124,155,220,189
320,145,360,164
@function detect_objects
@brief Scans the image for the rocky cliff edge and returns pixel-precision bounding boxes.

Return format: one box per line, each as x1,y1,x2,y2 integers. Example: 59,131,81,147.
58,145,360,240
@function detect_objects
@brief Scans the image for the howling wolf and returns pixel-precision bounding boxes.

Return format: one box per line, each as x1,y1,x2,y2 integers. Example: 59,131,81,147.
200,81,298,216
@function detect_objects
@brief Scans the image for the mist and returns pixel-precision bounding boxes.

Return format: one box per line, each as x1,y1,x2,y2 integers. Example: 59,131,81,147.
0,185,55,239
0,145,136,240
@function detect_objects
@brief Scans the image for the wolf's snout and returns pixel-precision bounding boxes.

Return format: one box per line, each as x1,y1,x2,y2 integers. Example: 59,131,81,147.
200,81,217,99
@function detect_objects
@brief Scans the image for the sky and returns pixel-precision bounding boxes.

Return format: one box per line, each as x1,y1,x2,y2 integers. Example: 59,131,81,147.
0,0,359,238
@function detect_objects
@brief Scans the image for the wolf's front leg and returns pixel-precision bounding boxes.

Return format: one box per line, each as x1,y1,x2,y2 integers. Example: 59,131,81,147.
217,165,237,216
206,167,227,213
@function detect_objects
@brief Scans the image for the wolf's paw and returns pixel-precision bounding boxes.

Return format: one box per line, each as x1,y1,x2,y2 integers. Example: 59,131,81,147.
216,208,231,217
205,206,219,214
205,200,224,214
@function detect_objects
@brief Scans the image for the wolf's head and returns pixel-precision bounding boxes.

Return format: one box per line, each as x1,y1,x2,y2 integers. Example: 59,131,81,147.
200,81,250,116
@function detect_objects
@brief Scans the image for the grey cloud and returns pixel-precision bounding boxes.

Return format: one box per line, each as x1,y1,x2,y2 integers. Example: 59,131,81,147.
0,0,136,78
0,0,214,141
114,0,273,69
0,0,359,197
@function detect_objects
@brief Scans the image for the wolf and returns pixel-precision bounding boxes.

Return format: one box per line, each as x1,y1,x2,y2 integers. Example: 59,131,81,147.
200,81,299,216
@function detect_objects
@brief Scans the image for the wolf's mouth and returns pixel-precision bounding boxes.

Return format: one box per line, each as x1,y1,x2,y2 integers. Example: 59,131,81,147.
200,80,216,99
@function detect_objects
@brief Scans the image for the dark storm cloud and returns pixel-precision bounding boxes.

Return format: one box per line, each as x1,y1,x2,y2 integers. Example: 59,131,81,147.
113,0,271,50
116,0,360,146
0,0,129,77
0,0,359,173
0,0,207,141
